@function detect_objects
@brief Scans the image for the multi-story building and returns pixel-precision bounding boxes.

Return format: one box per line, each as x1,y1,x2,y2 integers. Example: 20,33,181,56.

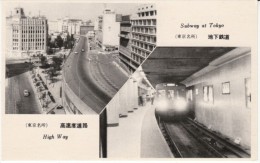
118,15,134,72
96,9,121,51
128,4,157,71
80,25,94,35
57,18,63,33
6,7,48,58
48,20,58,34
62,18,82,35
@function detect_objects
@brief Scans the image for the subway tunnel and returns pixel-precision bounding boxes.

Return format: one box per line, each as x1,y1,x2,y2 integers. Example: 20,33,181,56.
104,47,251,158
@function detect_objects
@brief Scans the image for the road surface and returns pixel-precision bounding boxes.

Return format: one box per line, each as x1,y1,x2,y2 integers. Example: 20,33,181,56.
63,36,128,114
6,69,41,114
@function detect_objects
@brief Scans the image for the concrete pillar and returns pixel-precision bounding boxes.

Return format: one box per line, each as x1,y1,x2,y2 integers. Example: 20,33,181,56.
119,83,128,117
106,92,120,126
133,80,139,109
127,78,134,112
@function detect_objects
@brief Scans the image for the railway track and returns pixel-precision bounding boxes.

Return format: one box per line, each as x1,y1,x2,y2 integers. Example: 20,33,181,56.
159,118,250,158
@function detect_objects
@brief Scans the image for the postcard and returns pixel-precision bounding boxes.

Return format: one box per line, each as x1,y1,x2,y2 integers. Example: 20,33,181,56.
1,0,258,161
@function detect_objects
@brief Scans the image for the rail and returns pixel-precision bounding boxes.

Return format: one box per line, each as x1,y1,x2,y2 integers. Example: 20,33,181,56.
159,121,183,158
158,117,251,158
186,118,251,158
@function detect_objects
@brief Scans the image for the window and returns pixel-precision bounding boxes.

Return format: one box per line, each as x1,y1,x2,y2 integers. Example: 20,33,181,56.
222,82,230,94
245,78,251,109
195,88,199,95
208,86,214,103
168,90,174,99
203,86,208,101
203,86,214,103
187,89,193,101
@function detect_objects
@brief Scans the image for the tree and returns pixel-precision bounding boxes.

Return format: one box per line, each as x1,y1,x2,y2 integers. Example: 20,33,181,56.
47,67,56,83
40,56,47,67
55,35,64,49
51,56,63,71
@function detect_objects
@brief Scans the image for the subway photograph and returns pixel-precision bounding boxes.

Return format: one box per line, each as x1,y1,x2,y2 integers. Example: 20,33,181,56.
102,47,251,158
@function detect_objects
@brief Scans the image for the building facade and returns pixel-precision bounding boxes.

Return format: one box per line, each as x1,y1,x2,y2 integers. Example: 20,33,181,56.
80,25,94,36
118,15,134,72
130,4,156,69
118,4,157,72
62,18,82,35
6,7,48,58
48,20,58,34
96,9,121,51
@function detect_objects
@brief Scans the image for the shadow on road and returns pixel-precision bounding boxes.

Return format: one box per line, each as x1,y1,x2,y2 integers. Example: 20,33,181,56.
6,63,33,78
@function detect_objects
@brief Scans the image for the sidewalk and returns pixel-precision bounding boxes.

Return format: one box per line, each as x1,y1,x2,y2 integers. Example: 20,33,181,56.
37,67,65,114
107,104,147,158
107,102,172,158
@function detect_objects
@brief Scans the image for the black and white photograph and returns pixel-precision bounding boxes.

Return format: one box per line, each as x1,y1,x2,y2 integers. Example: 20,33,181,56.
103,47,252,158
1,0,257,161
4,3,150,114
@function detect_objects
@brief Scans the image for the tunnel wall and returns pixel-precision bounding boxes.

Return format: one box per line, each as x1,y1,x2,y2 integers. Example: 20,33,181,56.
185,54,251,147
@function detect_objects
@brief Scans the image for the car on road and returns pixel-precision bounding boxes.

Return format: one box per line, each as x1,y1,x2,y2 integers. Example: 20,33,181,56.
56,105,63,109
74,51,78,54
23,90,30,97
81,49,85,52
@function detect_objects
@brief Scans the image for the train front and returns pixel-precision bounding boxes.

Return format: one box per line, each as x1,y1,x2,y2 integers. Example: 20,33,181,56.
154,83,189,122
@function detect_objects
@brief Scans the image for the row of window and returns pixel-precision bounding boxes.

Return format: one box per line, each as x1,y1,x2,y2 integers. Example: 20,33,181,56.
132,27,156,35
12,26,19,30
187,78,251,108
131,19,156,26
131,46,150,58
137,10,157,17
21,20,46,25
21,25,45,29
22,34,45,37
22,30,45,34
12,43,18,46
132,34,156,44
21,39,45,42
138,5,154,11
12,34,18,38
13,29,19,33
131,52,144,64
132,41,155,52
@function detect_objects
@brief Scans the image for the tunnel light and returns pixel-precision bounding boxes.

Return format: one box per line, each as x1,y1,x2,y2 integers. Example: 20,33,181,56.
155,97,169,111
175,98,187,111
166,83,175,86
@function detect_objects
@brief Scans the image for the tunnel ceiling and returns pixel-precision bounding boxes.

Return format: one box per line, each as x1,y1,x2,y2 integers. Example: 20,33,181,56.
142,47,235,87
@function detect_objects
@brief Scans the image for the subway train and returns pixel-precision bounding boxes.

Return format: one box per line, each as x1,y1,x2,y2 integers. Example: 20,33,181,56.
154,83,192,122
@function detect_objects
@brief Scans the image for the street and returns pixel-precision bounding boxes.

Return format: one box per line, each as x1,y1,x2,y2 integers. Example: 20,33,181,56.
6,68,41,114
63,36,129,114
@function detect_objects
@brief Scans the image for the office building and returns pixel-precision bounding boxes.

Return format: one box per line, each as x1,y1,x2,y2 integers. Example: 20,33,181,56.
96,9,121,51
118,15,134,72
6,7,48,58
129,4,157,71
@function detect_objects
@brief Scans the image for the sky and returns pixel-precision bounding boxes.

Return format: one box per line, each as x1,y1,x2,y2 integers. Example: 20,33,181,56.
3,2,143,22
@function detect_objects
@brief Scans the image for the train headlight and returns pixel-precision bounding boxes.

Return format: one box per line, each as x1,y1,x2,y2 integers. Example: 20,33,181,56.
155,98,169,111
175,98,187,111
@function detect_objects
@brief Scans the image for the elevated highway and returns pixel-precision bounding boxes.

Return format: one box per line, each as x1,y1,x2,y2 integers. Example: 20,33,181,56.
63,36,129,114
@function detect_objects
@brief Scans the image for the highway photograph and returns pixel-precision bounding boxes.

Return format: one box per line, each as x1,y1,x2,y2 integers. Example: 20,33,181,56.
4,3,142,114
